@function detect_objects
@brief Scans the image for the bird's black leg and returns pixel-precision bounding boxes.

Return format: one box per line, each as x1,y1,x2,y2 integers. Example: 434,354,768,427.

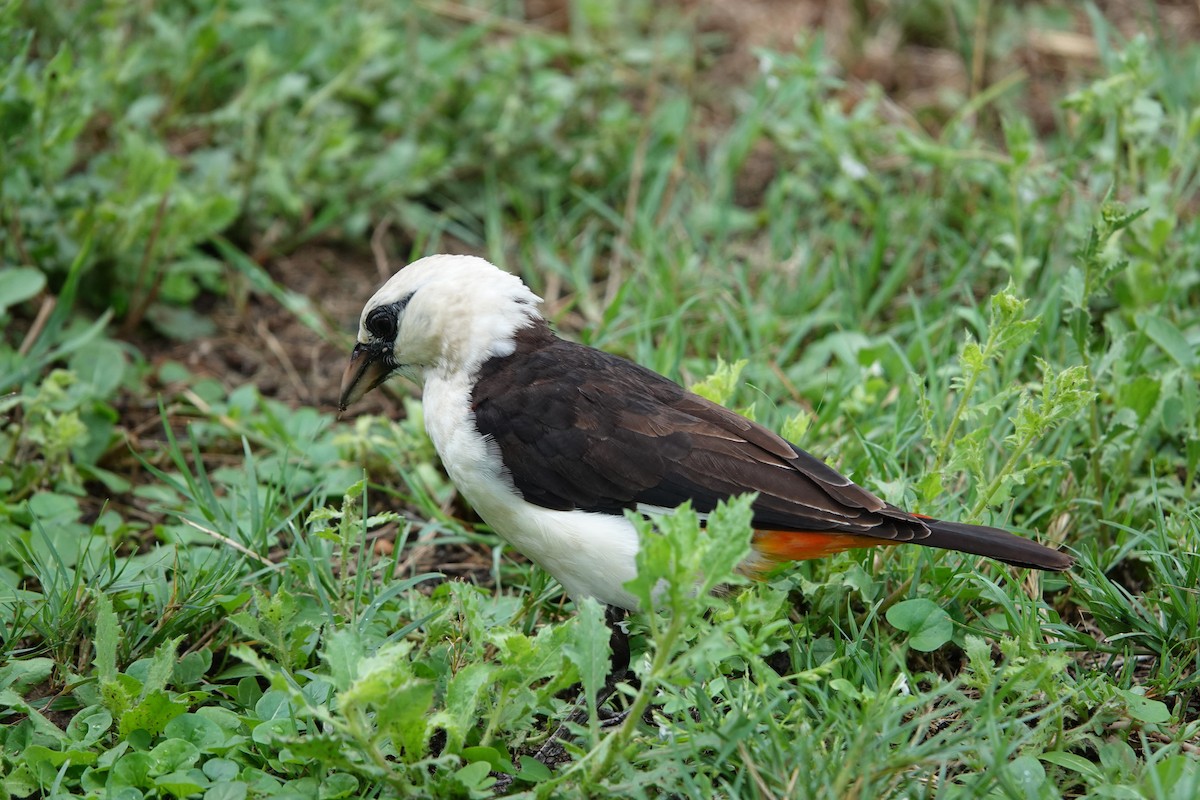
604,604,631,688
531,604,634,765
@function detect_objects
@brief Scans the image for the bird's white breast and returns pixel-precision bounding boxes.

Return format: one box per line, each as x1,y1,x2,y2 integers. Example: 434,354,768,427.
421,371,642,610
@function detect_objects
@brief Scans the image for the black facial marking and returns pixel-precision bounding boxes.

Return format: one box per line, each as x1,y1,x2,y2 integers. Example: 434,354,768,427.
364,292,415,341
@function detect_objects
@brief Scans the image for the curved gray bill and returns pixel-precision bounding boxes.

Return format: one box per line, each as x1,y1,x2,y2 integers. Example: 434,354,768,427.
339,343,391,412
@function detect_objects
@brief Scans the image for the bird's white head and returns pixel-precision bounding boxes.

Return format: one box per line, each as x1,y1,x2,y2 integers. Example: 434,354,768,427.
339,255,543,410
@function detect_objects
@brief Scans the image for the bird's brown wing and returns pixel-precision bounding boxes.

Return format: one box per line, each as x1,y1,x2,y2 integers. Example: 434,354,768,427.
470,327,929,542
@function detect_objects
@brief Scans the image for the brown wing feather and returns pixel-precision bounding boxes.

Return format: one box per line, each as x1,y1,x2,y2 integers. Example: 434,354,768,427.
471,323,929,542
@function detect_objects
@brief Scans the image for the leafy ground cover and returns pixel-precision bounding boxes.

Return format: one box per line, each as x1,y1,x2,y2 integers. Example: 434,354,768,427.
2,1,1199,797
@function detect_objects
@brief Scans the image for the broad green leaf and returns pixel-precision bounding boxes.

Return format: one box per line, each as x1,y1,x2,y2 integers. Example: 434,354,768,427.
340,642,414,707
110,751,154,789
461,746,514,775
201,758,241,782
517,755,553,783
172,650,212,688
320,773,360,799
145,302,217,340
118,690,188,737
1119,688,1170,724
885,599,954,652
154,770,208,798
205,781,249,800
1143,754,1200,799
0,689,69,744
68,339,128,398
149,738,201,772
453,760,495,794
0,657,54,693
2,762,39,798
23,744,98,770
0,267,45,312
1003,755,1046,792
65,706,113,746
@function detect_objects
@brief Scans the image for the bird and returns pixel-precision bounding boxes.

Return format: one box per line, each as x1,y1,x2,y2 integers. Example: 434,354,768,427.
338,254,1072,614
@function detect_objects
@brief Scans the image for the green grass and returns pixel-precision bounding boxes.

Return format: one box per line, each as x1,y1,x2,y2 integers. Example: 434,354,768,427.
3,1,1200,797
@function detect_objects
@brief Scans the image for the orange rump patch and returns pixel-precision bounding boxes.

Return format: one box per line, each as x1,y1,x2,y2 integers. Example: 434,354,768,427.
751,529,893,565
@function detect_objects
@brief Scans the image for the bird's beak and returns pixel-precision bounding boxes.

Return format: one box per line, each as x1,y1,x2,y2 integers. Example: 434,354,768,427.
338,342,392,413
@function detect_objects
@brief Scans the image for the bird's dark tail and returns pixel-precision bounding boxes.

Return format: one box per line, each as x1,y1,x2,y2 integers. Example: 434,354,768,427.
918,517,1073,571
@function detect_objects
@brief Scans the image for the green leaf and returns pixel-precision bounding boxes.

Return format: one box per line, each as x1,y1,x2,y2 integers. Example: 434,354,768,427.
698,494,755,596
689,357,747,406
149,738,201,772
65,705,113,746
0,657,55,694
517,755,553,783
94,591,119,683
319,773,360,799
437,661,492,754
0,267,46,313
227,611,262,642
917,471,945,505
68,339,128,399
461,746,514,775
154,770,208,798
172,650,212,688
1117,375,1161,423
563,598,611,721
339,641,414,706
780,411,811,443
1138,314,1196,369
1003,755,1046,792
162,713,225,752
0,689,69,744
885,599,954,652
205,782,249,800
23,744,99,770
143,636,184,697
1119,688,1171,724
118,689,189,737
202,759,241,783
1062,265,1086,310
1143,754,1200,798
961,339,984,371
320,627,365,692
144,303,218,340
1040,751,1105,783
454,760,495,793
274,734,342,761
2,762,39,798
380,681,434,761
110,751,155,789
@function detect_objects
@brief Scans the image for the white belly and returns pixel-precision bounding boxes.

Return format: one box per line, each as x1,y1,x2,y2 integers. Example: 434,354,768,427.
422,374,642,610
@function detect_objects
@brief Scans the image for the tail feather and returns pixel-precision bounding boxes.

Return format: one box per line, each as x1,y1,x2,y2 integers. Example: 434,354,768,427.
918,517,1073,571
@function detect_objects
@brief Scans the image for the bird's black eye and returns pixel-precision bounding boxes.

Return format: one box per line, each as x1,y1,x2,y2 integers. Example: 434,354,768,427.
365,307,397,341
